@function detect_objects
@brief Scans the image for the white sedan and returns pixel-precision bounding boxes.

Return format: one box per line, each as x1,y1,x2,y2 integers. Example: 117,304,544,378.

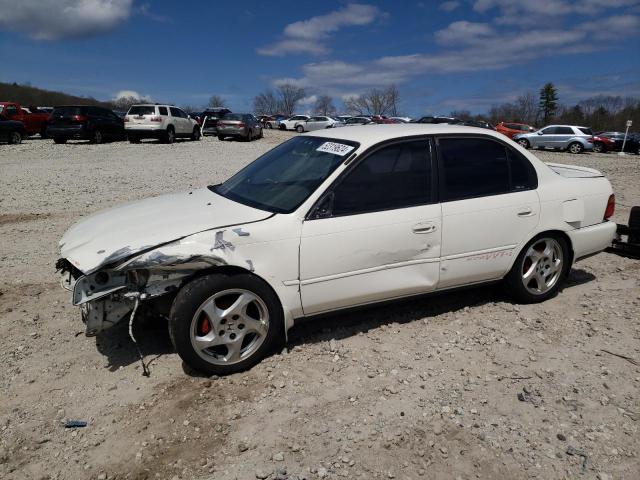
57,124,617,375
297,116,343,132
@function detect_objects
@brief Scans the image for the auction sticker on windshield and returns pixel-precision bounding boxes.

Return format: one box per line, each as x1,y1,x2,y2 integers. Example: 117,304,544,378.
316,142,355,156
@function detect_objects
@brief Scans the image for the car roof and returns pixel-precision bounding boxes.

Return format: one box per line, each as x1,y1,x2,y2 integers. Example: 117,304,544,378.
304,123,509,149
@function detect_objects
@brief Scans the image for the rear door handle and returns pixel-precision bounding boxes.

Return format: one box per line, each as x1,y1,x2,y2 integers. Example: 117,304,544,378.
412,223,437,234
517,208,535,217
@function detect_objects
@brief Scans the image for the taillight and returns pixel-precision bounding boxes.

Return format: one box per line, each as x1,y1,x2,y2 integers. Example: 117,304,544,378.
237,122,245,128
604,194,615,220
72,115,87,122
150,116,162,122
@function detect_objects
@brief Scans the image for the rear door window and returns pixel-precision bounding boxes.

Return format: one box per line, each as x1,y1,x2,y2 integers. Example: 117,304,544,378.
556,127,574,134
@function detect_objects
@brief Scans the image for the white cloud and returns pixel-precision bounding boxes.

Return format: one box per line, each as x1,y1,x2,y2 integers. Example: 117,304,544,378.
258,3,384,56
273,14,640,97
439,1,461,11
0,0,133,40
434,21,494,44
473,0,640,25
114,90,150,101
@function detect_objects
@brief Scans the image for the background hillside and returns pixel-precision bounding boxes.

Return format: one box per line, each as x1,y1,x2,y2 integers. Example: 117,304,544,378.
0,82,112,108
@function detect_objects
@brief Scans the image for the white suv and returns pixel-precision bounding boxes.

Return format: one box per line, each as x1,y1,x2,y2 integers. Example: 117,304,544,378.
278,115,310,131
125,104,200,144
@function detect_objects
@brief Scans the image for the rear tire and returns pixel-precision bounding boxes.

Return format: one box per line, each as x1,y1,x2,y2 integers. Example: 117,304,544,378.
40,127,48,139
296,125,304,133
218,135,225,141
245,129,252,142
568,142,583,154
54,137,67,144
279,124,286,130
504,234,570,304
91,129,103,144
128,136,140,144
169,273,284,375
191,127,201,141
592,142,604,153
164,126,175,144
9,131,22,144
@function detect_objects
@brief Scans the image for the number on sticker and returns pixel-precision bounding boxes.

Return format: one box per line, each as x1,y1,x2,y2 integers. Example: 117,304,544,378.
316,142,355,156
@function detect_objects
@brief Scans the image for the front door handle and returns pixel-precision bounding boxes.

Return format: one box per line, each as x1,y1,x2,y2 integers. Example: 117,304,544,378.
517,207,535,217
412,223,437,234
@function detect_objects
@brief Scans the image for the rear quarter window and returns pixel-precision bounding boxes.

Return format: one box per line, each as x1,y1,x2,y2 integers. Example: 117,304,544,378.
578,128,593,135
158,106,168,116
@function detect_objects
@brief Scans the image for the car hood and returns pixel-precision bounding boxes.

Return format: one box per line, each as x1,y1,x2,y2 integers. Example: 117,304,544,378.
60,188,272,274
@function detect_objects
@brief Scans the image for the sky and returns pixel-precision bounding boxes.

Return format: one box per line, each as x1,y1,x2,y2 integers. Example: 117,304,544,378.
0,0,639,116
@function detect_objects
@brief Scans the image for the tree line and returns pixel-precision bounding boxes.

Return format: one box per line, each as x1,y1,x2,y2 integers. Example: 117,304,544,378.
479,83,639,132
3,80,637,132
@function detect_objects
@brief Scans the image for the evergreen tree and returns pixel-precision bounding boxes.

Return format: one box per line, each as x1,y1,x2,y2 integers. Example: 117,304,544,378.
538,83,559,124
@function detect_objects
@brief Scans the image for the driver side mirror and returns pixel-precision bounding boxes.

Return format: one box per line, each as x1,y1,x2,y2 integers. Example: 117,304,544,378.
311,192,334,219
537,131,543,135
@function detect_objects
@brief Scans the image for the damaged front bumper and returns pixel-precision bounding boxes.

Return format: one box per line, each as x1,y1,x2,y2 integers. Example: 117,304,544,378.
56,258,187,336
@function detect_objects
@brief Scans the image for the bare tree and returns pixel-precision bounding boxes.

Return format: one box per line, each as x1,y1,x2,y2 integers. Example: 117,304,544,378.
208,95,227,108
314,95,336,116
180,104,202,113
112,95,141,111
515,92,537,125
253,90,280,115
450,110,472,120
277,84,306,116
344,85,400,116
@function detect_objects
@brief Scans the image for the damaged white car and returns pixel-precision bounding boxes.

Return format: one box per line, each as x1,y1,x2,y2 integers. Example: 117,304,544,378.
57,124,617,375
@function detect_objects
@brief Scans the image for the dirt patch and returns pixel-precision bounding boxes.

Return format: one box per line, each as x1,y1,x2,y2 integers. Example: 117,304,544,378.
0,212,51,226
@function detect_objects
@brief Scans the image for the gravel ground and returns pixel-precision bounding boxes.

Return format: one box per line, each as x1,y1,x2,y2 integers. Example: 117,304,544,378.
0,131,639,480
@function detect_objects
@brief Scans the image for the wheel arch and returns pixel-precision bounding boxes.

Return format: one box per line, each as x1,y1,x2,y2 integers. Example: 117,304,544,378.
178,264,293,339
506,229,575,276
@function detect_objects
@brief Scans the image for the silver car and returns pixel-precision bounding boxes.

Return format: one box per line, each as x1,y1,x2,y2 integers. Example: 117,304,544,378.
514,125,594,154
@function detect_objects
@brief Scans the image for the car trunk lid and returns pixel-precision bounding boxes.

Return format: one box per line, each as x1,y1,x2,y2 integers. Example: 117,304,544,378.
545,163,604,178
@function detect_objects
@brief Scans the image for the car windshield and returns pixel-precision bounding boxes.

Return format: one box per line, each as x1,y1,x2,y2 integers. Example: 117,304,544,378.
128,106,155,116
212,136,359,213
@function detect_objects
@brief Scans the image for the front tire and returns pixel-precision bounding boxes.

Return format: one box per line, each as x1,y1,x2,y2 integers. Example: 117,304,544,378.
568,142,583,154
9,131,22,144
169,273,284,375
505,235,570,304
517,138,530,149
191,127,201,141
295,125,304,133
53,137,67,144
218,135,225,141
592,142,604,153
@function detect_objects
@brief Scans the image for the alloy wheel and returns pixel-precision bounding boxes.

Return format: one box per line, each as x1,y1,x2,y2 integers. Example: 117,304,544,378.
190,289,270,365
520,238,563,295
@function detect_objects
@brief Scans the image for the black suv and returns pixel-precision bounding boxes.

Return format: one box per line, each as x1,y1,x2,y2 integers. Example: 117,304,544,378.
47,106,125,144
201,108,232,136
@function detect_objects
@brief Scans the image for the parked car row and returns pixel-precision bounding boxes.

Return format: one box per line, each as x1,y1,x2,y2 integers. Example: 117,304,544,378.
2,99,638,154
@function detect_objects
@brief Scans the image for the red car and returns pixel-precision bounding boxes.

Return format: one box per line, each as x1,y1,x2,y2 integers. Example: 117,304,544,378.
370,115,395,124
591,135,616,153
0,102,51,137
496,122,535,139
